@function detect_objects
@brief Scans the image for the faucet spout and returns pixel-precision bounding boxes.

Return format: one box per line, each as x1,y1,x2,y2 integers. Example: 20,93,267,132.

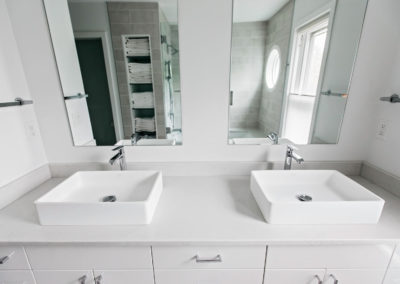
109,145,127,171
284,145,304,170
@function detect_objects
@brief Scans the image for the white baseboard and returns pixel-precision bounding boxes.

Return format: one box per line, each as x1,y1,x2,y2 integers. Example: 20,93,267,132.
0,164,51,210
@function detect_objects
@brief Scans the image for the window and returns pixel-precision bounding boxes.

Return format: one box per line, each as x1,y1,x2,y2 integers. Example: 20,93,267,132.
266,47,281,89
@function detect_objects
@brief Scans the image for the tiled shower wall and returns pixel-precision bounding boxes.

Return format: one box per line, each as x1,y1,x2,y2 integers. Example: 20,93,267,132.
258,1,294,134
107,2,167,139
230,21,267,129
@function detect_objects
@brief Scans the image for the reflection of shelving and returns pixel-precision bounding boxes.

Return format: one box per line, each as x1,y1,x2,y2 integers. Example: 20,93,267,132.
122,35,156,136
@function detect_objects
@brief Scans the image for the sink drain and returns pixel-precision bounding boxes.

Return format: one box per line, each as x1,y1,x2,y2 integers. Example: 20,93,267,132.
102,195,117,202
296,194,312,202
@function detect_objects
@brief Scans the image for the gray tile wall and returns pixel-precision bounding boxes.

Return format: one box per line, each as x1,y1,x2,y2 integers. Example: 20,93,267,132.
230,21,267,129
258,1,294,134
107,2,167,139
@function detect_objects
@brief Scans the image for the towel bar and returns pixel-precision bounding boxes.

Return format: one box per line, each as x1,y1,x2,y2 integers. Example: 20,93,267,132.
0,97,33,108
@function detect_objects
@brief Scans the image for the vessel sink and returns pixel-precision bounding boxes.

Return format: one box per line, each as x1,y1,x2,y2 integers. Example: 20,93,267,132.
35,171,163,225
250,170,384,224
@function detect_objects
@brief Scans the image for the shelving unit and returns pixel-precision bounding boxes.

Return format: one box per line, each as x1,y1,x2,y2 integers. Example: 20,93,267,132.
122,35,157,137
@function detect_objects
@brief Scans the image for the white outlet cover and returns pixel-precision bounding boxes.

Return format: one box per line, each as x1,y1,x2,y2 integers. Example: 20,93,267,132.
376,120,389,140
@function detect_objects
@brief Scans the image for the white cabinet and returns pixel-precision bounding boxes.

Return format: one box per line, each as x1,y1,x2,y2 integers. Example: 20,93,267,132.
0,246,30,270
324,269,386,284
0,270,36,284
264,269,325,284
265,245,394,284
34,270,94,284
155,269,263,284
93,270,154,284
153,246,266,284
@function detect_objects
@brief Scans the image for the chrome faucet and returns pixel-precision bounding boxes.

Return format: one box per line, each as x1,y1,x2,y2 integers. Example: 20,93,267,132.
109,145,127,171
267,132,279,144
284,145,304,170
131,133,141,145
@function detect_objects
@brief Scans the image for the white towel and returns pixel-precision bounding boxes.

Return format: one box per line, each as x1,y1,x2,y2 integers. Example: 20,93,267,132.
128,63,152,84
135,117,156,132
125,38,150,56
131,92,154,109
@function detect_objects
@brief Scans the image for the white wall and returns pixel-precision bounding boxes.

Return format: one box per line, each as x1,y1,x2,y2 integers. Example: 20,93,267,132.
4,0,396,165
0,0,47,187
365,0,400,177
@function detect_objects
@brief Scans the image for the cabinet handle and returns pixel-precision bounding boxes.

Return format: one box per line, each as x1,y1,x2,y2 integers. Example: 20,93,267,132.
78,275,87,284
94,275,103,284
328,274,339,284
0,255,10,264
195,254,222,263
314,275,323,284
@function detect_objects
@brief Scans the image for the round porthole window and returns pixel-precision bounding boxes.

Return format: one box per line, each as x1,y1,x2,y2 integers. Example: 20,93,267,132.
266,47,281,89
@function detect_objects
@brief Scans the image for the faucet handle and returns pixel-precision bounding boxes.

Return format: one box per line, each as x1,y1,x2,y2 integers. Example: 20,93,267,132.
287,144,299,151
112,145,124,152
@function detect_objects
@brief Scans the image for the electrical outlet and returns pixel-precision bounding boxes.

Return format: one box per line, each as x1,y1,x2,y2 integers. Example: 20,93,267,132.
376,120,389,140
25,120,37,137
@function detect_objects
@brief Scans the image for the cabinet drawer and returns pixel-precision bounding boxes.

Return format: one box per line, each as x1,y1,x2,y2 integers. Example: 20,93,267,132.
0,246,30,270
33,270,93,284
152,246,266,269
155,269,264,284
25,245,152,270
266,245,394,269
94,270,154,284
0,270,35,284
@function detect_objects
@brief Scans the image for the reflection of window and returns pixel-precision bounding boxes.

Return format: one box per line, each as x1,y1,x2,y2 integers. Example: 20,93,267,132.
266,47,281,89
290,15,329,96
282,14,330,144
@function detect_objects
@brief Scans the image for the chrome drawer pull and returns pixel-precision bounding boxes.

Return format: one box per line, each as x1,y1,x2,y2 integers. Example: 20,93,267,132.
329,274,339,284
195,254,222,263
78,275,87,284
94,275,103,284
313,275,323,284
0,255,10,264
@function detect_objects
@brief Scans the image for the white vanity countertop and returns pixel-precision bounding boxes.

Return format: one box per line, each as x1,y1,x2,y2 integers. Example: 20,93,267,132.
1,176,400,245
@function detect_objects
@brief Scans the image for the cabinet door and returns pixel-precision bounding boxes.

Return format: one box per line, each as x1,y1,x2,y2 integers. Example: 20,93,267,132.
325,269,386,284
0,270,35,284
93,270,154,284
34,270,94,284
264,269,325,284
155,269,263,284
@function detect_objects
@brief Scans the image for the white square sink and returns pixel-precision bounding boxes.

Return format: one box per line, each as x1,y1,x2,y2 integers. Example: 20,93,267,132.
35,171,163,225
250,170,384,224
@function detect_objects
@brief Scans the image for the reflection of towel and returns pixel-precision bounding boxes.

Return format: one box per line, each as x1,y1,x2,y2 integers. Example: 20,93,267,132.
131,92,154,109
125,38,150,56
128,63,152,84
135,117,156,132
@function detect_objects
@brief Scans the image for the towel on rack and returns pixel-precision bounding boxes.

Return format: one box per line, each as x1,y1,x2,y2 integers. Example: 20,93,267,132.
125,38,150,56
135,117,156,132
128,63,152,84
131,92,154,109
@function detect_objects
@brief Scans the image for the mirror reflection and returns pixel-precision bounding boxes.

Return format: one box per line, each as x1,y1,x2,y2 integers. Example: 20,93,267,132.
44,0,182,146
229,0,368,145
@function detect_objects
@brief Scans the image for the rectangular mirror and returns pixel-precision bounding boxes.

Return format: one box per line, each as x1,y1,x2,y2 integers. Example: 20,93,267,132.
228,0,368,145
43,0,182,146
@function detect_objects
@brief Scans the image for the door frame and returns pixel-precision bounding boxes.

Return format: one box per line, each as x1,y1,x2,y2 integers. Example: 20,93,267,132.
74,31,124,142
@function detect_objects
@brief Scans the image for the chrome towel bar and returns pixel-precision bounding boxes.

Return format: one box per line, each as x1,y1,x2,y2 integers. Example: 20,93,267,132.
64,93,88,100
380,94,400,103
0,97,33,108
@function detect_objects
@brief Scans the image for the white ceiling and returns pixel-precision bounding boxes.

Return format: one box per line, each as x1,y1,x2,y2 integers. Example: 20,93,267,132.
68,0,178,24
233,0,290,23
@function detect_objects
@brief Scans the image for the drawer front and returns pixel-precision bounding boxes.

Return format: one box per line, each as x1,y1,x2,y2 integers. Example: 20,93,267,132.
266,245,394,269
94,270,154,284
0,270,35,284
152,246,266,269
25,245,153,270
155,269,264,284
264,269,326,284
0,246,30,270
34,270,94,284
